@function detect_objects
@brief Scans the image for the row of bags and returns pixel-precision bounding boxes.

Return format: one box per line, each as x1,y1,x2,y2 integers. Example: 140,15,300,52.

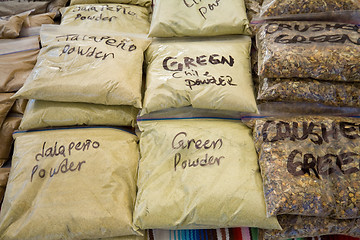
1,116,360,239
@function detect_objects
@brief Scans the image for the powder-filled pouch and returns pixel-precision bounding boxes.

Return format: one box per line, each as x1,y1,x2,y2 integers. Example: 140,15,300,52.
0,168,10,203
0,93,15,127
13,25,150,107
133,118,280,230
0,11,31,39
260,0,360,18
141,36,257,115
148,0,251,37
0,1,49,17
0,117,21,167
19,99,138,130
0,36,40,92
250,116,360,219
262,215,360,239
22,12,56,28
257,78,360,108
60,4,150,34
257,21,360,82
10,99,28,115
0,127,140,239
70,0,152,7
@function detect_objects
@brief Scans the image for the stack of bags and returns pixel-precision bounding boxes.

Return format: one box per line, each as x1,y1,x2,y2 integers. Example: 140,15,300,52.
0,0,153,239
250,0,360,239
0,0,68,208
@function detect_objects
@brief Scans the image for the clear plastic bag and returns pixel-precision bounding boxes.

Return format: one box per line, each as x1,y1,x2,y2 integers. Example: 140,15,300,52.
259,0,360,18
13,25,150,107
257,78,360,108
262,215,360,240
141,36,258,115
70,0,152,7
249,115,360,219
256,21,360,82
0,11,31,39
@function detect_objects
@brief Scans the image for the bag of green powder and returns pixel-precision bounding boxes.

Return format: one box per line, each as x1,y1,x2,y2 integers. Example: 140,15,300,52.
133,117,280,230
70,0,152,7
13,25,150,107
19,99,138,130
60,4,150,34
249,115,360,219
0,127,140,239
148,0,251,37
141,36,258,115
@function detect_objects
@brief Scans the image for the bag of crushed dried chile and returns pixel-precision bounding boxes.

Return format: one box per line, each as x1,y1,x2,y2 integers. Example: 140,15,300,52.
257,21,360,82
259,0,360,18
257,78,360,108
246,115,360,219
262,215,360,240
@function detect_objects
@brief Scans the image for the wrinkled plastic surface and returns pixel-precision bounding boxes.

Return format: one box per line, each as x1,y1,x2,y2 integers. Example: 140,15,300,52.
0,1,49,16
0,93,15,127
13,25,150,107
257,78,360,108
148,0,251,37
23,12,55,28
0,36,40,92
133,118,280,230
70,0,152,7
251,116,360,219
263,215,360,239
0,127,140,239
260,0,360,18
0,117,21,167
0,11,30,39
141,36,258,115
61,4,150,34
10,99,27,115
20,99,138,130
257,21,360,82
0,168,10,203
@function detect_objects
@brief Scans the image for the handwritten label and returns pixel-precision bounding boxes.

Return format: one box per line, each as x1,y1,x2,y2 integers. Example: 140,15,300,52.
261,120,360,177
265,23,360,45
56,34,137,52
72,5,136,16
183,0,222,19
162,54,236,90
171,131,224,171
30,140,100,182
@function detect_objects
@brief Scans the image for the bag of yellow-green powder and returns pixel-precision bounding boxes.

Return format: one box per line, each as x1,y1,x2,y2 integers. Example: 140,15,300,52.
70,0,152,7
19,99,138,130
149,0,251,37
0,127,140,239
60,4,150,34
141,36,257,115
0,93,15,127
13,25,150,107
0,168,10,203
133,117,280,230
